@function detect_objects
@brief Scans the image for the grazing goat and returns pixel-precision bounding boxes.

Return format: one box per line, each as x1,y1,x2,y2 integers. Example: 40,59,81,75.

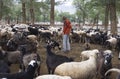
45,40,73,74
35,75,72,79
55,50,99,79
0,60,38,79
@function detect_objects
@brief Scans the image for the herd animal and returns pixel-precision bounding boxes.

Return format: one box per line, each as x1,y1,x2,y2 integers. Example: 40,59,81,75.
0,24,120,79
45,39,73,74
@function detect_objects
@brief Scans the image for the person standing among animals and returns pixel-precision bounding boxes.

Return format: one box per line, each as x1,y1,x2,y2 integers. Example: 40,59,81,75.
62,16,72,53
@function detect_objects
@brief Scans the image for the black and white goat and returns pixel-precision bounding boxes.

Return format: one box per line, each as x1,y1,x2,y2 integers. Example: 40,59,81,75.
45,39,73,74
97,50,113,79
0,60,38,79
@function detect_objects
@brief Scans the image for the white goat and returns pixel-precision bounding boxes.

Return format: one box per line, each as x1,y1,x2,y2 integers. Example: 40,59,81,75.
35,75,72,79
55,50,99,79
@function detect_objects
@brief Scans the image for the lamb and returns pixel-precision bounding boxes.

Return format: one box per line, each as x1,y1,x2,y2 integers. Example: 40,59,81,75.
0,60,38,79
45,39,73,74
105,68,120,79
80,49,99,61
55,50,99,79
35,75,72,79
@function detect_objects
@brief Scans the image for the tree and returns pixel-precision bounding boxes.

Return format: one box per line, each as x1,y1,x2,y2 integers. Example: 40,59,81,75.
0,0,14,23
21,0,26,24
30,0,35,25
50,0,55,26
109,0,117,34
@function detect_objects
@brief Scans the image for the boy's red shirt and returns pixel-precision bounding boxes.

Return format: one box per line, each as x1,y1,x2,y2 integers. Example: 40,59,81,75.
63,19,72,35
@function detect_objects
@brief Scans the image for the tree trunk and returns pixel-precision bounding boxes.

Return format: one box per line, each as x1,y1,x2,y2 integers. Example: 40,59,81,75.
22,1,26,24
7,15,10,24
104,3,110,31
30,0,34,25
0,0,3,20
96,14,99,29
109,0,117,34
50,0,55,26
82,12,85,26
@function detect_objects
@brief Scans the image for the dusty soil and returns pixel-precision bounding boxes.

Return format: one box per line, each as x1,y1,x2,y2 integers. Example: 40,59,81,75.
10,42,120,79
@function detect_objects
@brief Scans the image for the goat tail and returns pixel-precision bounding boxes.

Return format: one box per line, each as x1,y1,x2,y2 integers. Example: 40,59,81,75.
105,68,120,76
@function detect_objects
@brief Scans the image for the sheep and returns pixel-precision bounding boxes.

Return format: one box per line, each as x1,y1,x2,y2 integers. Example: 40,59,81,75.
105,68,120,79
54,50,99,79
80,49,99,61
22,53,41,76
105,37,117,49
35,75,72,79
0,60,38,79
45,39,73,74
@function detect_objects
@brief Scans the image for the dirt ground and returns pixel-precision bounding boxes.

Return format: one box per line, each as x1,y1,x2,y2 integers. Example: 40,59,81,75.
10,42,120,79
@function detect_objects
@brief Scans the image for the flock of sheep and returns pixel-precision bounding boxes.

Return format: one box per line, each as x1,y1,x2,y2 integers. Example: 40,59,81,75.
0,23,120,79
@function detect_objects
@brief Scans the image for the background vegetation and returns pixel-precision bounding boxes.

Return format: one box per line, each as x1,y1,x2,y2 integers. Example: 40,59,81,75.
0,0,120,34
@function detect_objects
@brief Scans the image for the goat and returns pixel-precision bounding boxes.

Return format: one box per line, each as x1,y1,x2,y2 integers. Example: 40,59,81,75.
97,50,112,79
45,39,73,74
0,60,38,79
22,53,41,76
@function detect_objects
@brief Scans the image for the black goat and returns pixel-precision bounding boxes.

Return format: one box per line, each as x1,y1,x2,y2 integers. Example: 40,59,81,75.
0,60,10,73
0,60,38,79
28,26,39,35
45,40,73,74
